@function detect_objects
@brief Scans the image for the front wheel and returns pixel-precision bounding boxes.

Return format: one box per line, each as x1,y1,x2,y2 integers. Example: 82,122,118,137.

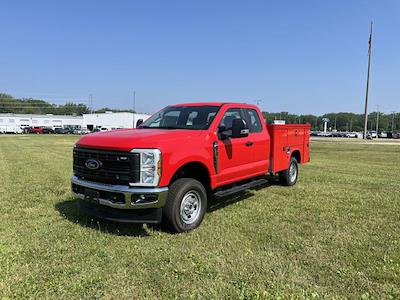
279,157,298,186
162,178,207,233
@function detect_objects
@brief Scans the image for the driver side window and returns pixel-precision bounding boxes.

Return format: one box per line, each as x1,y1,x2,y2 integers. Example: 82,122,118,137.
219,108,241,129
218,108,242,137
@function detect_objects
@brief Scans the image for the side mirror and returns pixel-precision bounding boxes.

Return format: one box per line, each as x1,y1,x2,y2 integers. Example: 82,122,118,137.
136,119,143,128
232,119,249,138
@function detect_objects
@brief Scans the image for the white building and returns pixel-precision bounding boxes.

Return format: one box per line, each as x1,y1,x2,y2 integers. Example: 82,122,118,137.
0,112,151,132
83,112,150,131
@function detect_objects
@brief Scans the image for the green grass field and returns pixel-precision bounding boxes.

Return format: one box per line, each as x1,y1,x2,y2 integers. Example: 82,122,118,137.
0,135,399,299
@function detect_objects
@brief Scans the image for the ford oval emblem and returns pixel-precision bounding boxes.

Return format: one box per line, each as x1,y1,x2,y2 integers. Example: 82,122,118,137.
85,159,101,170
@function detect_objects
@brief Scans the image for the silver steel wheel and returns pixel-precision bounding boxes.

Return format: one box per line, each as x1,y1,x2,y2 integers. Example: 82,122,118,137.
179,190,202,225
289,162,297,182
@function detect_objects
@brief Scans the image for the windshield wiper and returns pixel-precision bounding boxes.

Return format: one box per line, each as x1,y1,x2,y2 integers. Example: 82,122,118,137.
158,126,184,129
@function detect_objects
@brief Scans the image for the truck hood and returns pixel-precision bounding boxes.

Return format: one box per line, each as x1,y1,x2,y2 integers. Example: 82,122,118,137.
76,128,204,151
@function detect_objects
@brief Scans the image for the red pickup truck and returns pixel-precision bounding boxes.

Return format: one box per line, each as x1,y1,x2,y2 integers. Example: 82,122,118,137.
72,102,310,232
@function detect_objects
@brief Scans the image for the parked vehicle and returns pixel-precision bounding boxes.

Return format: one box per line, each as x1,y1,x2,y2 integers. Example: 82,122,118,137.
346,132,358,138
378,132,388,138
317,131,332,137
393,132,400,139
42,127,54,134
54,127,66,134
54,127,70,134
29,127,44,134
22,127,32,134
331,131,346,138
71,103,311,232
73,129,91,135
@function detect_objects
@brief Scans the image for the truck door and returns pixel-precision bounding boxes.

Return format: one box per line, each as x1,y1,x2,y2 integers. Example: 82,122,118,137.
216,108,254,185
243,108,270,174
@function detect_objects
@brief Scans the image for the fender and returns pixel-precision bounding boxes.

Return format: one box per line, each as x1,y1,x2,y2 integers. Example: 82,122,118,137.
159,153,215,188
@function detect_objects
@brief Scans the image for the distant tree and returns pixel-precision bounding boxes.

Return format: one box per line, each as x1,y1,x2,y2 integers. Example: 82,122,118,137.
262,110,396,132
0,93,89,115
1,92,398,131
94,107,135,113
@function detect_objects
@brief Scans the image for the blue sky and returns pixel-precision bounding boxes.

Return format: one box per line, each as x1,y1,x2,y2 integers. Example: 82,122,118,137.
1,0,399,114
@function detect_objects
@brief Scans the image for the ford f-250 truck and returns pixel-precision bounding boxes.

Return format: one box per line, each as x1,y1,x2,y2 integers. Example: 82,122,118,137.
72,102,310,232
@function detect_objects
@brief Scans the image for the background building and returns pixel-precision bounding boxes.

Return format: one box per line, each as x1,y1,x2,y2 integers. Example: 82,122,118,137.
0,112,151,132
83,112,150,131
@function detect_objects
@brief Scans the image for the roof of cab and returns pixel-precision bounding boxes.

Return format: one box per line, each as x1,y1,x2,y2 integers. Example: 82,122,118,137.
171,102,225,107
171,102,259,109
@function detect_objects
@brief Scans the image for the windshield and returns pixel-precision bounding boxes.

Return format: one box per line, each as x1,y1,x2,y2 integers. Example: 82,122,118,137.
139,105,220,130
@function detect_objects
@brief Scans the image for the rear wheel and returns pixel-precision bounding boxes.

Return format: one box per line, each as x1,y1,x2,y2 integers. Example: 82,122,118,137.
162,178,207,233
279,157,298,186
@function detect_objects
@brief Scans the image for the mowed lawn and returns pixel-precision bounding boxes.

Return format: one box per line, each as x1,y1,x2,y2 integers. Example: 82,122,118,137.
0,135,399,299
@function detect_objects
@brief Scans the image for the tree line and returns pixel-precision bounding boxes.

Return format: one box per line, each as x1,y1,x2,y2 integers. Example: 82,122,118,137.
1,93,399,132
0,93,135,115
262,111,400,132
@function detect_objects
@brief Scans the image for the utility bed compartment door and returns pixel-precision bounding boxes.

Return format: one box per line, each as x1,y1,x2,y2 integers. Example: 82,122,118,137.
267,124,311,173
267,125,289,173
288,128,305,145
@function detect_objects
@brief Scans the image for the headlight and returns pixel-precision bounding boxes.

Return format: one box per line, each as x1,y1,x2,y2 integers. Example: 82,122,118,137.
130,149,161,186
141,152,155,166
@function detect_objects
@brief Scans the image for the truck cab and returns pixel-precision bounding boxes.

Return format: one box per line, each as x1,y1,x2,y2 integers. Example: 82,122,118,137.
72,102,310,232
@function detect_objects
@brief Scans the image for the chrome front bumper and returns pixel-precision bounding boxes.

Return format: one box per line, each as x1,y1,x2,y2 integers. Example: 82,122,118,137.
71,176,169,210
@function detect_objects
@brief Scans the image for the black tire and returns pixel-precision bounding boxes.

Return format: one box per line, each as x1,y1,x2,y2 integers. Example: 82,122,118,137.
279,157,298,186
162,178,207,233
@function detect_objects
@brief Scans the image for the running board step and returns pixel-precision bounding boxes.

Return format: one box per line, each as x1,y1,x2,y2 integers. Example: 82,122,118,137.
213,178,268,198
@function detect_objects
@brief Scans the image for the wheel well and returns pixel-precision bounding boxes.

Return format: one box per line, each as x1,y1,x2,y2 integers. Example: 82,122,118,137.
170,162,211,191
291,150,301,163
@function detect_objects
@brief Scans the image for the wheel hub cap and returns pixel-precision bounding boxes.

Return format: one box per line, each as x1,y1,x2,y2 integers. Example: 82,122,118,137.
180,191,201,225
289,163,297,182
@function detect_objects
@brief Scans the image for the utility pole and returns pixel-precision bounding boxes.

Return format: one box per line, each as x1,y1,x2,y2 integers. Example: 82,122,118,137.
89,94,93,113
375,105,379,137
363,21,373,139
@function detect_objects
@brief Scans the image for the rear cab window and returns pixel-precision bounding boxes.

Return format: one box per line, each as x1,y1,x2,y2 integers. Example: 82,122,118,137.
244,109,263,133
